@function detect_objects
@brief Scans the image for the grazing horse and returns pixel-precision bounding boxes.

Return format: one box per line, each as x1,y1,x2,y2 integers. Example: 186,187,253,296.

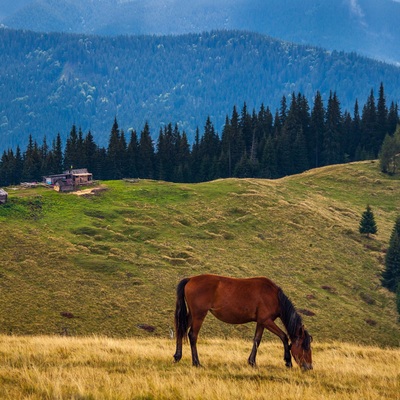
173,274,313,370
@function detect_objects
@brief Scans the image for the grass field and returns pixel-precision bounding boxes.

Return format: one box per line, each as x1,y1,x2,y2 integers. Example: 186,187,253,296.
0,161,399,346
0,335,399,400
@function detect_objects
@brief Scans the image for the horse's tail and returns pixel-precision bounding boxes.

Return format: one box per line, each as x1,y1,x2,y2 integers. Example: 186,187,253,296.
175,277,190,343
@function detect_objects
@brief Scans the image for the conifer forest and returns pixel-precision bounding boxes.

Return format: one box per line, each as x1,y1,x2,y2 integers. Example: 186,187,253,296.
0,84,399,186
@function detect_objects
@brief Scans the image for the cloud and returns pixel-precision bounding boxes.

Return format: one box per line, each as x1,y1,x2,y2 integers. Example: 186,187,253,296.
348,0,365,18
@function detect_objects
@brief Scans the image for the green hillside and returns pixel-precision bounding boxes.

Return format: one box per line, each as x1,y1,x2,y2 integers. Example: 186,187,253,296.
0,161,399,346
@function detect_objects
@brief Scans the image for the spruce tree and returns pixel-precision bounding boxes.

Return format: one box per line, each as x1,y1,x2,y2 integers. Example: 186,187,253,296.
52,134,63,173
220,116,233,178
382,216,400,292
379,126,400,174
84,131,98,175
138,122,155,179
387,102,399,135
377,83,388,146
322,91,343,165
309,91,325,168
126,130,139,178
359,204,377,238
64,124,79,170
360,89,378,157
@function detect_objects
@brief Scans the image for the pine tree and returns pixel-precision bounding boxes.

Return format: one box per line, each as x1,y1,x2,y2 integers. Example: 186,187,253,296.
376,83,388,146
14,146,23,184
351,100,362,160
387,102,399,135
240,102,253,154
260,134,278,178
138,122,155,179
52,133,63,173
126,129,139,178
322,91,343,165
64,124,79,170
309,91,325,168
84,131,98,175
0,150,13,186
361,89,378,157
174,131,191,182
382,216,400,292
220,115,233,178
106,118,127,179
229,106,244,170
191,128,201,182
359,205,377,238
379,126,400,174
22,135,42,181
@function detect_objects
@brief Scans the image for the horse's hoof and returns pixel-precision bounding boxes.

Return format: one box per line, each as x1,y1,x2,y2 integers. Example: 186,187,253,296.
248,360,257,368
285,362,293,368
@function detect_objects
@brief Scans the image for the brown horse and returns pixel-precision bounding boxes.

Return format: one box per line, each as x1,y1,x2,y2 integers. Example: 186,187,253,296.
173,274,313,370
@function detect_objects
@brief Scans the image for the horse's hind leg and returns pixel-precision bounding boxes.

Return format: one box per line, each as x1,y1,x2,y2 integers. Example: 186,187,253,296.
248,323,264,367
188,313,206,367
174,336,183,362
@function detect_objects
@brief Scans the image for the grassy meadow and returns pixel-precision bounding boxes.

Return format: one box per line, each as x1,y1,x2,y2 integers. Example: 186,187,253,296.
0,160,399,347
0,335,399,400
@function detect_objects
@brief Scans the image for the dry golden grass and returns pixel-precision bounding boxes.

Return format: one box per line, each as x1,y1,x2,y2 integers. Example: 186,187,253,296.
0,335,399,399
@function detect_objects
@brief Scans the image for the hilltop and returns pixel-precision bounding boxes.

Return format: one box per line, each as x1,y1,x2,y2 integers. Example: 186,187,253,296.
0,161,399,346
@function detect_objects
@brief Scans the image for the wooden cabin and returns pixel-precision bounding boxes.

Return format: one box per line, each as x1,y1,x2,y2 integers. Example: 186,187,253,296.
0,189,8,204
43,168,93,190
54,179,74,192
68,169,93,185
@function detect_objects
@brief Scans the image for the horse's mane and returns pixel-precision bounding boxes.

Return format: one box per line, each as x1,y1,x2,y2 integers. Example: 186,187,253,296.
278,288,310,349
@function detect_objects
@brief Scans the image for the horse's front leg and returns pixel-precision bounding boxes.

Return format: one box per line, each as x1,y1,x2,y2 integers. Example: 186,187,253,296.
264,319,292,368
248,323,264,367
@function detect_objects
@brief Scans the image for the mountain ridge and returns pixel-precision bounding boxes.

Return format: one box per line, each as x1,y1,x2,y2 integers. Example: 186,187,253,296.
2,0,400,64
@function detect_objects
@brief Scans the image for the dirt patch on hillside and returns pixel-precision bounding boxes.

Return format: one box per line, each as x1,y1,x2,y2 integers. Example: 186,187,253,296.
72,186,108,196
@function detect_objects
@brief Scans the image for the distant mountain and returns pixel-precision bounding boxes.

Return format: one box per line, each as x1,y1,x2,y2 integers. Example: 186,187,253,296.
2,0,400,64
1,28,400,152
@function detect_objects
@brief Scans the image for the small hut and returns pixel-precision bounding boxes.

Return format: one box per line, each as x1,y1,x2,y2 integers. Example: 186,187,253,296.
68,169,93,185
0,189,8,204
54,179,74,192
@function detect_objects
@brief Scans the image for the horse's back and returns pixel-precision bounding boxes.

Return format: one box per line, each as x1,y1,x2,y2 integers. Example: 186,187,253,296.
184,274,280,324
186,274,278,292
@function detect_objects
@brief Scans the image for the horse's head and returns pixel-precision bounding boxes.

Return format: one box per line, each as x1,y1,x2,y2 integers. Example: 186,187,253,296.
290,325,313,370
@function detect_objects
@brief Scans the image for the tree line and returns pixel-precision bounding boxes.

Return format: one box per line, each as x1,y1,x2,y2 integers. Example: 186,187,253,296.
0,84,399,186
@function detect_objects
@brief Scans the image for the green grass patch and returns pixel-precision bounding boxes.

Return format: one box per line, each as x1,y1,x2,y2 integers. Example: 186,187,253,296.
0,161,399,346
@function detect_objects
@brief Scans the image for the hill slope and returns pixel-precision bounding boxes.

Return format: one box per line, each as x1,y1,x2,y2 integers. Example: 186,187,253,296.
0,161,399,346
1,28,400,151
2,0,400,64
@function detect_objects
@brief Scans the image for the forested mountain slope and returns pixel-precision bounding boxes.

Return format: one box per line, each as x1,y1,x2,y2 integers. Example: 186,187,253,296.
2,0,400,64
1,28,400,150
